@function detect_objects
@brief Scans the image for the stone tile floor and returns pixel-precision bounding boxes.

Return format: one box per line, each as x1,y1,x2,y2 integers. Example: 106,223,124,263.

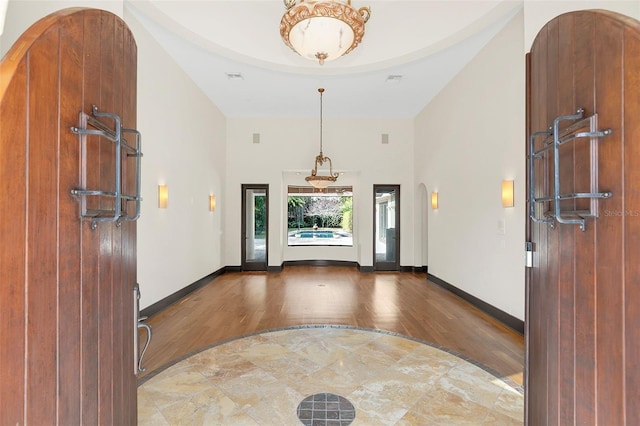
138,326,523,425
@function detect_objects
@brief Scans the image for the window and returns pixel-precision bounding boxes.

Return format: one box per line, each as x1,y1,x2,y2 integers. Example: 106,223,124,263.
287,186,353,247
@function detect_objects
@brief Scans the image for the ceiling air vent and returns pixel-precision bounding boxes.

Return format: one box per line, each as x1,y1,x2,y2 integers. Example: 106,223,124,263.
225,72,244,81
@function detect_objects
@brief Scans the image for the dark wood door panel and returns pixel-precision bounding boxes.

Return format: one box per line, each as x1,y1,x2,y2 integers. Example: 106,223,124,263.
623,25,640,426
527,10,640,425
593,15,626,426
0,53,28,426
25,23,61,426
0,8,138,425
58,11,84,424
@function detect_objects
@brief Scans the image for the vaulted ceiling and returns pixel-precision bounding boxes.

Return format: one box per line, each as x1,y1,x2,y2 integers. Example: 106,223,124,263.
125,0,522,118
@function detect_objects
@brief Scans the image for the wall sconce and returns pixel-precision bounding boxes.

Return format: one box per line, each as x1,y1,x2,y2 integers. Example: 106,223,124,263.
502,180,514,208
209,195,216,212
158,184,168,209
431,192,438,209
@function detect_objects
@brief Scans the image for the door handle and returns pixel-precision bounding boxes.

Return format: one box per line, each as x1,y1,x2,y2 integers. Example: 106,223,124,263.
133,283,152,375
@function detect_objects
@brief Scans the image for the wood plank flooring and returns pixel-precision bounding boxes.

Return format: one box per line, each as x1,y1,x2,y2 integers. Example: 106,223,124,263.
139,266,524,385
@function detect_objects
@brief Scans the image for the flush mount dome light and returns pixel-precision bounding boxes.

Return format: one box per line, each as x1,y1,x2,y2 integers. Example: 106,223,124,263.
280,0,371,65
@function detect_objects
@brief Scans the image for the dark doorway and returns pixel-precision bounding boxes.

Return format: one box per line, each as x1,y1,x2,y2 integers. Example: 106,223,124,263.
241,184,268,271
373,185,400,271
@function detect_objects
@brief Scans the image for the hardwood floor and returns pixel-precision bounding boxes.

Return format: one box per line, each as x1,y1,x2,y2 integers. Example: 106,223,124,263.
139,266,524,386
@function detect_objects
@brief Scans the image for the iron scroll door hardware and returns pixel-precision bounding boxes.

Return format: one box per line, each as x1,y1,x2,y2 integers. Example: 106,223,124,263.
551,109,612,230
134,283,152,375
120,127,142,223
528,129,555,227
529,109,612,231
70,105,143,229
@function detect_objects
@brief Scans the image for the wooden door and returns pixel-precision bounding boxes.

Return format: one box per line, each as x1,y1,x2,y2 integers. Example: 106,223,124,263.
0,8,139,425
526,10,640,424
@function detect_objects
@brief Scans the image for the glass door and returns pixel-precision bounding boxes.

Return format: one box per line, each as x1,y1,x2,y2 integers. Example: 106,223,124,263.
373,185,400,271
241,184,268,271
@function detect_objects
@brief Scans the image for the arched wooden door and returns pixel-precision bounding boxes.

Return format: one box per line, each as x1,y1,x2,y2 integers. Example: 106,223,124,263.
0,8,139,425
526,10,639,425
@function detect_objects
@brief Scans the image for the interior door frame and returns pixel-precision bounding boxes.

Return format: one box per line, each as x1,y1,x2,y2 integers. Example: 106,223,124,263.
241,184,269,271
373,184,400,271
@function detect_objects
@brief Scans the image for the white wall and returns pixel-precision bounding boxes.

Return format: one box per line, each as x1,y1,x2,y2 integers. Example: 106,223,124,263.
415,10,526,320
0,0,122,56
125,11,226,309
1,1,227,309
225,117,415,268
523,0,640,51
7,0,639,318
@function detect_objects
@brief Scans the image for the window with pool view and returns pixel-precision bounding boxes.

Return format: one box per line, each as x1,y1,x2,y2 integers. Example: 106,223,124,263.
287,186,353,246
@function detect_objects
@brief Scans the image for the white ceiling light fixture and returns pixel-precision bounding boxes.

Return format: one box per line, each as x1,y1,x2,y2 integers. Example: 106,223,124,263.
280,0,371,65
306,88,339,189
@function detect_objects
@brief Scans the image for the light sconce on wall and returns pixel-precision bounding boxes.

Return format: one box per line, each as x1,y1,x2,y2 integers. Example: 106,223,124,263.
158,184,168,209
431,192,438,210
209,195,216,212
502,180,514,208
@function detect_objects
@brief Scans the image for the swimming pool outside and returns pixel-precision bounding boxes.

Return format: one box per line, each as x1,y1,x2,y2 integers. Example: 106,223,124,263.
287,229,353,246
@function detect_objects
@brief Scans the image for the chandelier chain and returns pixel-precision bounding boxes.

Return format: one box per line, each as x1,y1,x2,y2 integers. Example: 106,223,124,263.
305,87,337,189
319,87,324,156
